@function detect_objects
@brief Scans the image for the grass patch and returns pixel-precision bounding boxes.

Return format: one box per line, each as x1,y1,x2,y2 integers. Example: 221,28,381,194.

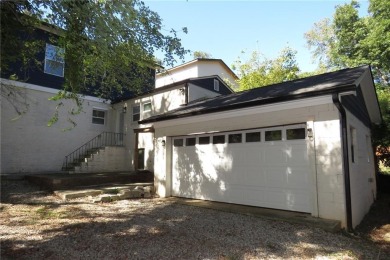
103,188,119,195
35,206,65,219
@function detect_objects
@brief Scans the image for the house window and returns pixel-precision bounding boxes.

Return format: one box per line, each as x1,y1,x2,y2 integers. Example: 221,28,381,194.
92,109,105,125
186,137,196,146
44,43,65,77
246,132,261,142
213,135,225,144
199,136,210,145
286,128,306,140
132,105,140,122
143,102,152,113
265,130,282,141
350,126,357,163
228,133,242,143
214,79,219,91
173,139,184,147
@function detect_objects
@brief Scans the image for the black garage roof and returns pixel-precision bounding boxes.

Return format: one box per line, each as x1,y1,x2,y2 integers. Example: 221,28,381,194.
140,65,374,124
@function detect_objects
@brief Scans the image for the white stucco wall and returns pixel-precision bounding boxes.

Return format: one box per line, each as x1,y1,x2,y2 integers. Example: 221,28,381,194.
346,110,377,228
152,97,353,226
1,80,113,174
156,63,198,88
196,62,238,89
156,60,238,89
113,85,185,171
74,146,130,173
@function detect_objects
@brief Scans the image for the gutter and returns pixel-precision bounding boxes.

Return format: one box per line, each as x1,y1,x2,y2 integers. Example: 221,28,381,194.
332,92,353,232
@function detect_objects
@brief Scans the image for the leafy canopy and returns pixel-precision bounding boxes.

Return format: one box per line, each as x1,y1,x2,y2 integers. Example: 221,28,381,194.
1,0,189,99
305,0,390,167
232,47,300,91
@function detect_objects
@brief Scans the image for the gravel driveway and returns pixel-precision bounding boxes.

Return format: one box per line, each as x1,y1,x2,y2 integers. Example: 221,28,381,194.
0,180,388,259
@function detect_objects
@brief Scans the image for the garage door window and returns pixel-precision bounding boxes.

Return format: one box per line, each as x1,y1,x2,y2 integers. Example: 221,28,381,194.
286,128,306,140
199,136,210,145
228,133,242,143
186,137,196,146
173,139,184,147
246,132,261,142
265,130,282,141
213,135,225,144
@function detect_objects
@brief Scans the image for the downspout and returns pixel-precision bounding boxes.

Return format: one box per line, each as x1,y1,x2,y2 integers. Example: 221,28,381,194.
332,93,353,232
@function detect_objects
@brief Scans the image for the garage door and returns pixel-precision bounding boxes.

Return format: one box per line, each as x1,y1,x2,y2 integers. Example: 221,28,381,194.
172,124,312,213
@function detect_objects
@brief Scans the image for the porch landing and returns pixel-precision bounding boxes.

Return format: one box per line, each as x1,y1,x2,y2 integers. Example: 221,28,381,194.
26,170,153,191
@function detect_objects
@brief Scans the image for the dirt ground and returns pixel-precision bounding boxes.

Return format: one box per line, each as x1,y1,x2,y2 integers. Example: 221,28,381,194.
1,179,389,259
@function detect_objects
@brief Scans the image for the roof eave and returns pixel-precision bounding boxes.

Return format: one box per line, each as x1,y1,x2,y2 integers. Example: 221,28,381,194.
139,84,357,124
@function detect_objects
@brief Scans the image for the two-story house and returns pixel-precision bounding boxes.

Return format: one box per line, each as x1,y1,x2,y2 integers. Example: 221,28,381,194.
1,18,383,231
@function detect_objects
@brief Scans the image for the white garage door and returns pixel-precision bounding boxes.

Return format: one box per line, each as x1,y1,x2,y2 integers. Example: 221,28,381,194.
172,124,312,213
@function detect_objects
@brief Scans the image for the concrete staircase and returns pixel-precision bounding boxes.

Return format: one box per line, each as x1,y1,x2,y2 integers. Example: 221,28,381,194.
72,146,130,173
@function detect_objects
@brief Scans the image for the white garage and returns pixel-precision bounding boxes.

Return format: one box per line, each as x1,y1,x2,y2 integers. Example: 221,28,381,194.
171,124,312,213
144,65,381,229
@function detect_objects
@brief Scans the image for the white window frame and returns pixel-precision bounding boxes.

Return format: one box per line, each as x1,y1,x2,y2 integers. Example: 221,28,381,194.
143,102,152,113
92,109,106,125
44,43,65,77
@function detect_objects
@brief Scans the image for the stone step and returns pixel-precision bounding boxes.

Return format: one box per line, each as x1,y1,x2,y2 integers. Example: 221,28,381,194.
54,183,154,202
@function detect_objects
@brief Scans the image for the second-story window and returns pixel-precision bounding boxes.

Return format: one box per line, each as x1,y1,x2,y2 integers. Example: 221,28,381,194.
132,105,140,122
214,79,220,91
143,102,152,113
44,43,65,77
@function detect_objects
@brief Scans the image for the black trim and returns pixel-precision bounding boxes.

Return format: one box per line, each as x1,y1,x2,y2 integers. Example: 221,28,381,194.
332,93,353,232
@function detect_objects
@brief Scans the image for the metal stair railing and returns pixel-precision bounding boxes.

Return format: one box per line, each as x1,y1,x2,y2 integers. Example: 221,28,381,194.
62,132,125,171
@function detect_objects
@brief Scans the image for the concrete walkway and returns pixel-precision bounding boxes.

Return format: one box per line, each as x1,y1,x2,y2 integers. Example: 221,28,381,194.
168,197,341,233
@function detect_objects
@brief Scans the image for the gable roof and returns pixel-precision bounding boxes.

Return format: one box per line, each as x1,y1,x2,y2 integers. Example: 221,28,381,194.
156,58,239,80
140,65,381,124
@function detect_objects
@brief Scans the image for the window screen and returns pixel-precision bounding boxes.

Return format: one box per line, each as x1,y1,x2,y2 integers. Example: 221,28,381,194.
186,137,196,146
199,136,210,145
92,109,105,125
265,130,282,141
286,128,306,140
173,139,184,147
246,132,261,142
213,135,225,144
228,133,242,143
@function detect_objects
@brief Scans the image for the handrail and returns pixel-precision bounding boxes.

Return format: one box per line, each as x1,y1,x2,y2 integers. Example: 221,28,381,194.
62,132,125,170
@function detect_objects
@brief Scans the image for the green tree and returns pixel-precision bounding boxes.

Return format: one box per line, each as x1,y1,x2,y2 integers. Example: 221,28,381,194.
193,51,212,59
1,0,189,99
232,47,300,91
305,0,390,168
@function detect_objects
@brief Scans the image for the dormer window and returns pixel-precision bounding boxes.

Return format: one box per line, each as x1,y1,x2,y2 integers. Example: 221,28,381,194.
44,44,65,77
214,79,219,91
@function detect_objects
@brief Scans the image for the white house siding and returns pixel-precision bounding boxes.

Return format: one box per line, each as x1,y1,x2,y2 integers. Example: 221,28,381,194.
156,64,198,88
153,99,353,226
113,86,186,171
156,60,238,89
1,80,113,174
196,63,238,89
74,146,130,173
313,119,346,225
188,83,221,102
346,110,377,228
